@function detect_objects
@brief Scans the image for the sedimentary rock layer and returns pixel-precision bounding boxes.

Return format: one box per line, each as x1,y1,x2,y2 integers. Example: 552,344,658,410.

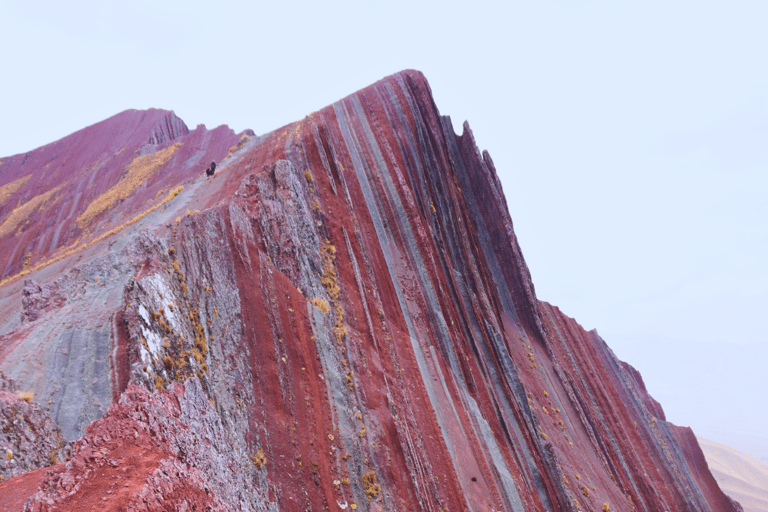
0,70,740,511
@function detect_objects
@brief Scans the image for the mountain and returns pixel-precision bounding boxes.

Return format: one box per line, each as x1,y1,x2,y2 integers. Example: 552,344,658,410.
699,437,768,512
0,70,741,511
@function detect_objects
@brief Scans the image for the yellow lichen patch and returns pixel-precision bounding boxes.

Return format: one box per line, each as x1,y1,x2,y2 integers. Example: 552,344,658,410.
77,143,182,228
167,186,183,199
602,504,611,512
362,471,381,499
310,297,330,314
0,175,31,204
251,449,266,469
191,307,207,356
21,252,32,271
320,241,347,340
580,485,589,497
304,169,313,183
0,185,61,239
16,391,34,403
154,374,164,390
227,135,251,158
321,242,340,303
345,370,354,390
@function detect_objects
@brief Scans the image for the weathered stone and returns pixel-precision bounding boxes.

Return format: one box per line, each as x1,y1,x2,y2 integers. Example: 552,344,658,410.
21,280,66,324
0,374,68,482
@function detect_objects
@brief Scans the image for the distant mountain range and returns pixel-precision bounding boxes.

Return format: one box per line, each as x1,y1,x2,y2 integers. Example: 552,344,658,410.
699,437,768,512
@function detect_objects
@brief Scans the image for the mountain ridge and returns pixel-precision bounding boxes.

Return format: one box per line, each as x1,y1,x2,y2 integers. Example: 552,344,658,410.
0,107,247,283
0,70,741,512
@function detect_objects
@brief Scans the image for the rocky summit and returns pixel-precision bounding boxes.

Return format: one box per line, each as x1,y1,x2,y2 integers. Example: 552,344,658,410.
0,71,741,511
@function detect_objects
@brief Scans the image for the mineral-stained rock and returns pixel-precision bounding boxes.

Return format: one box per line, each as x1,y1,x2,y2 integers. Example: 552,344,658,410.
0,70,742,511
0,373,68,482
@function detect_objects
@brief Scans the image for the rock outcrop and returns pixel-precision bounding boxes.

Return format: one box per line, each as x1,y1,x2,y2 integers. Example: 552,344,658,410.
20,280,66,324
0,70,740,511
146,110,189,146
0,373,68,482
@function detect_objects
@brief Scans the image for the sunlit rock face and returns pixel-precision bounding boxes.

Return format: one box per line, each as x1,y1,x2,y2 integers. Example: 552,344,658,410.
0,70,742,512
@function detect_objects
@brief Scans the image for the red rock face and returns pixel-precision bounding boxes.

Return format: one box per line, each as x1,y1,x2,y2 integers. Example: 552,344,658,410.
0,70,741,512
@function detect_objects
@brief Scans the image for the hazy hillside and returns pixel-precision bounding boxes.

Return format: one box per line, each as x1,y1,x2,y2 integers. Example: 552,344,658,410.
699,437,768,512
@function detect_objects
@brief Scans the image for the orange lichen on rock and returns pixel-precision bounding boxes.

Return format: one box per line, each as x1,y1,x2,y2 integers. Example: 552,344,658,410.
362,471,381,499
251,449,266,469
320,241,347,340
77,142,182,228
310,297,330,314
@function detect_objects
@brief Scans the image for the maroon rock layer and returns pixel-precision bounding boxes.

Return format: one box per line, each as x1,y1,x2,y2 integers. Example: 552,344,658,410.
0,70,739,512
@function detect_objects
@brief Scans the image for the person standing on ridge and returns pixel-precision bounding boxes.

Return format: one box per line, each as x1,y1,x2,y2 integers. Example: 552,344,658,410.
206,161,216,177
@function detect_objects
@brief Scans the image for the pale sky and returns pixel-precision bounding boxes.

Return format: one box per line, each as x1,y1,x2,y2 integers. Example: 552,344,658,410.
1,0,766,462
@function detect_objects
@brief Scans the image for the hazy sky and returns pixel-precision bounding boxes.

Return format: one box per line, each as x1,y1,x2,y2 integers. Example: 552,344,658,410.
1,0,766,462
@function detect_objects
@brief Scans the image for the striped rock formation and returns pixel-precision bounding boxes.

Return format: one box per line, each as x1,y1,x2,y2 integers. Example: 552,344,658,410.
0,71,740,512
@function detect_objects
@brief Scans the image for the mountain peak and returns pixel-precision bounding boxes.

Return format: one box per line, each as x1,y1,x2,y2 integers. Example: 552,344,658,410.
0,71,741,512
146,110,189,145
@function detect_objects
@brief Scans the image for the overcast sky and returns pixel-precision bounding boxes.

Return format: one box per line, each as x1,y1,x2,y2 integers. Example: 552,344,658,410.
1,0,766,463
